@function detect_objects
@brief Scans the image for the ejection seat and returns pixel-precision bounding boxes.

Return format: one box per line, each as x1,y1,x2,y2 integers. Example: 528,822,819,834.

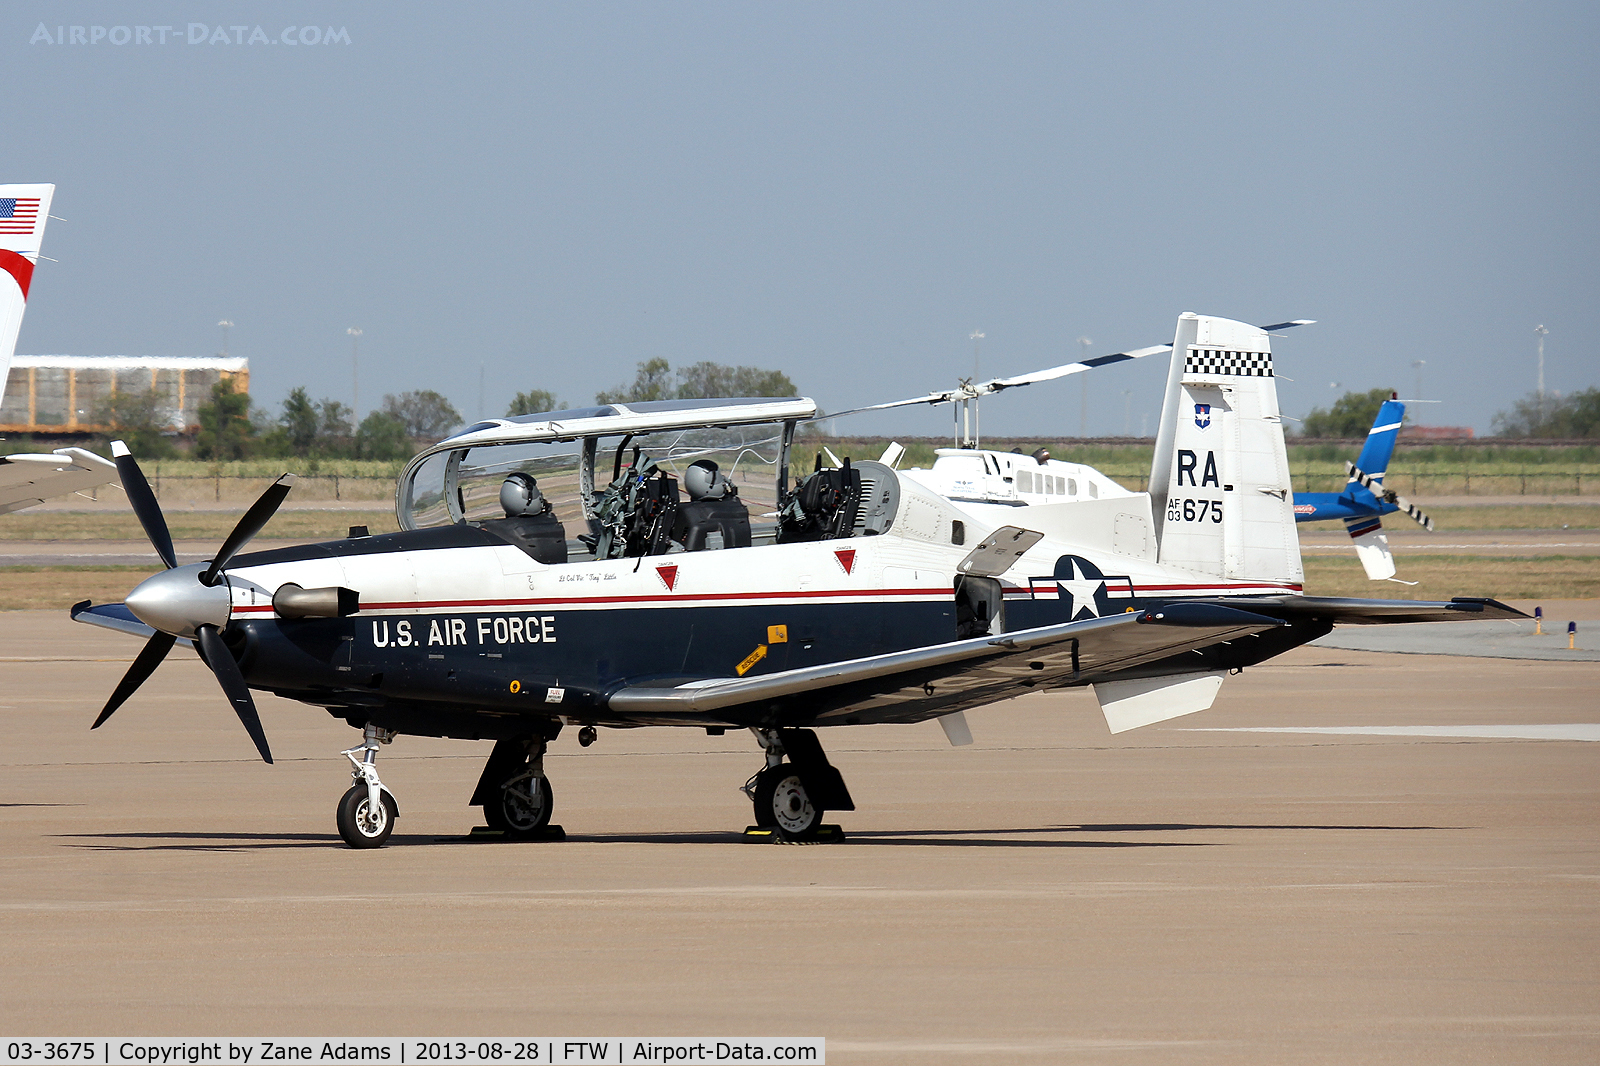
479,472,568,564
673,460,752,551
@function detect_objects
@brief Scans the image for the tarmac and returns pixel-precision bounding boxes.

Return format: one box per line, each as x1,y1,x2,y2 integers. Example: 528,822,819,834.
1,607,1597,1062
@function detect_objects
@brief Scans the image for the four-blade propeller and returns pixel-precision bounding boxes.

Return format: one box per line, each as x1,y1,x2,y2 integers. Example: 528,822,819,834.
93,441,293,763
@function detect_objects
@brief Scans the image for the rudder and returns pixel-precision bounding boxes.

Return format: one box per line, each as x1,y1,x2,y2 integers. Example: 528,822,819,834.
1149,313,1302,586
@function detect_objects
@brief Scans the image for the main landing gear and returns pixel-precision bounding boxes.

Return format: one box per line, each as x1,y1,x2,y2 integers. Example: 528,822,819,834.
742,728,854,842
336,724,400,849
470,733,561,840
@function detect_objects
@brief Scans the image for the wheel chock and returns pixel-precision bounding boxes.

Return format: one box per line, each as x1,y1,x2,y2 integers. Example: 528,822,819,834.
467,824,566,841
742,824,846,844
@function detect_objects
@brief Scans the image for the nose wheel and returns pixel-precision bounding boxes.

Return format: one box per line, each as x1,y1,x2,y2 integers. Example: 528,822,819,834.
336,724,399,849
337,783,397,848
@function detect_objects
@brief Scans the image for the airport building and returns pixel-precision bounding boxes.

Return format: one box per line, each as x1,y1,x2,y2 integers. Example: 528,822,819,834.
0,355,249,434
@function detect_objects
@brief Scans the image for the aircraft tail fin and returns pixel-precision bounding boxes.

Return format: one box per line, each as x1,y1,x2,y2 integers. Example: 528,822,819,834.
1351,396,1405,493
0,184,55,397
1148,313,1302,588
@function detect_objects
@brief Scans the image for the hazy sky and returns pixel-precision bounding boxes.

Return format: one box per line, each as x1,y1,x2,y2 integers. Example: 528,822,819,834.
7,2,1596,438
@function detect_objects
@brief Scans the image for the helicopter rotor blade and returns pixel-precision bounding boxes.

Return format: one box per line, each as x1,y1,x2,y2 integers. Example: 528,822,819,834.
1347,463,1433,532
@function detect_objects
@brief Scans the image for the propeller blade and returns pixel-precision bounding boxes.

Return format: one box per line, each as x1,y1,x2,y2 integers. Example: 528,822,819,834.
199,474,294,587
1347,463,1433,531
110,440,176,570
195,624,273,764
91,629,176,729
1255,319,1317,332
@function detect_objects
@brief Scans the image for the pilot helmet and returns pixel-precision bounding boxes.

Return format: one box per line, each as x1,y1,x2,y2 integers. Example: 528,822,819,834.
684,460,730,501
500,472,547,516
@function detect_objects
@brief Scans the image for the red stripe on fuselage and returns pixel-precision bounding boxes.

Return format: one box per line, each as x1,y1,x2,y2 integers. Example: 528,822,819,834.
228,582,1303,616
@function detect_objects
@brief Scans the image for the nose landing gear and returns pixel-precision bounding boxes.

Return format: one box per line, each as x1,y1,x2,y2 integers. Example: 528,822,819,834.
336,724,399,848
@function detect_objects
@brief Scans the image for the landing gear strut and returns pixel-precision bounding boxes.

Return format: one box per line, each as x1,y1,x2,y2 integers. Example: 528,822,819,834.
336,724,399,849
471,733,559,840
742,728,854,841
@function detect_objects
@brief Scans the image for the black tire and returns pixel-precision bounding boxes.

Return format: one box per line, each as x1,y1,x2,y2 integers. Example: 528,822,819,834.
336,783,396,849
750,767,783,827
482,775,554,840
753,765,823,841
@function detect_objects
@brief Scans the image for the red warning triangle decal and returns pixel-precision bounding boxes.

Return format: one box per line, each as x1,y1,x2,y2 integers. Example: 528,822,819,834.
656,565,678,591
834,549,856,575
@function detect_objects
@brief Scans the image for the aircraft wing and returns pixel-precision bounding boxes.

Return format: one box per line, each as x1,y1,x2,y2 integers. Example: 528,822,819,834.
607,603,1287,727
1181,595,1526,625
0,447,119,515
71,600,194,648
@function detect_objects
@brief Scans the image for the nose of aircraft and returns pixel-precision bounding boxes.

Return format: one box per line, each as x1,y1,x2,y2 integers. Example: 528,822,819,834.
125,563,233,637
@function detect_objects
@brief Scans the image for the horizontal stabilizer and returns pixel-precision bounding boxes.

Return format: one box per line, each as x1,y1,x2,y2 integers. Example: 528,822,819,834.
1093,670,1227,734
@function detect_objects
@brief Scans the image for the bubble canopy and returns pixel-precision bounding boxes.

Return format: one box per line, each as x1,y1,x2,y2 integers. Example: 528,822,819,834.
396,397,817,532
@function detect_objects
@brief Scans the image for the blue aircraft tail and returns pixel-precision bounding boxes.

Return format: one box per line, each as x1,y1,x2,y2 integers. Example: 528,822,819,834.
1349,397,1406,494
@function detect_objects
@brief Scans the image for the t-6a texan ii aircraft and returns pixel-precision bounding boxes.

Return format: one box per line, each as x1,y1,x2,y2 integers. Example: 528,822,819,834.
73,312,1522,848
0,184,119,512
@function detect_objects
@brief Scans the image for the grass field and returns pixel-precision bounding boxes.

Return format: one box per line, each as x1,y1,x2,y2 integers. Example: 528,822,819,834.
1301,555,1600,601
9,555,1592,613
2,501,1593,544
0,509,401,541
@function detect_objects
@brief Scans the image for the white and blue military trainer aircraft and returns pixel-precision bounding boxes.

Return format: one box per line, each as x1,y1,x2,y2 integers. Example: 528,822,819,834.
72,312,1521,848
1290,393,1435,581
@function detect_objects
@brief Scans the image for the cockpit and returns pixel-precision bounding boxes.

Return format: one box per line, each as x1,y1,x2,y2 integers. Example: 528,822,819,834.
396,397,901,562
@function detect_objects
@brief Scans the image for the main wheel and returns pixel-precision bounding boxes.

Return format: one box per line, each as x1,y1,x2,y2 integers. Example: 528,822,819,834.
336,784,396,849
482,775,554,840
753,766,823,841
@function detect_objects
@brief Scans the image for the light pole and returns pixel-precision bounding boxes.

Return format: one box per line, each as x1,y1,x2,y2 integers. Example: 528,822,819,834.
218,319,233,356
1411,359,1425,403
347,327,363,420
1535,324,1548,426
1077,336,1092,437
968,331,984,447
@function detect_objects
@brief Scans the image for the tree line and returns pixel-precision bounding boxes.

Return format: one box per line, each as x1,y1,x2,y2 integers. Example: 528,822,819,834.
1300,386,1600,438
100,381,464,460
101,358,800,459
